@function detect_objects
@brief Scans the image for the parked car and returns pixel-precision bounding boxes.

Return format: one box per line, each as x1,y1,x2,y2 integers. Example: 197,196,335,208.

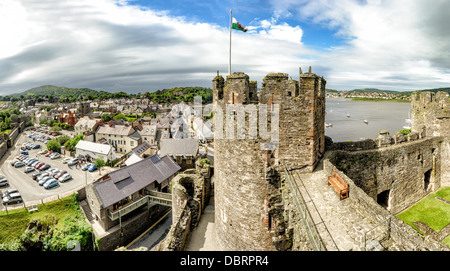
62,158,71,164
0,179,9,188
37,173,49,181
11,160,18,166
39,164,51,171
35,162,45,169
68,159,79,166
2,192,22,205
81,163,91,171
38,176,53,186
24,166,35,173
59,173,72,183
88,164,97,172
32,173,43,180
14,161,25,168
1,188,18,198
21,151,29,155
43,178,58,189
39,149,48,155
50,153,61,159
54,170,67,179
32,144,41,149
45,151,53,157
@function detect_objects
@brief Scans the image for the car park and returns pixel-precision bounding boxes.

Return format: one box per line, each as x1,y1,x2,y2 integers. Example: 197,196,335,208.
14,161,25,168
0,179,9,188
2,192,22,205
43,179,58,189
59,173,72,183
24,166,35,173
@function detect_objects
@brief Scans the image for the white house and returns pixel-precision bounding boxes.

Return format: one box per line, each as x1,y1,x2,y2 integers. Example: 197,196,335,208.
75,140,116,162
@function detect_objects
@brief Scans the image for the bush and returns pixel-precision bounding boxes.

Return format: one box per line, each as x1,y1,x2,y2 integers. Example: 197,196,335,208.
398,128,411,135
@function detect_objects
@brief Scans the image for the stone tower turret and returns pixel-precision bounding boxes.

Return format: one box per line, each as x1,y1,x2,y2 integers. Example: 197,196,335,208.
212,68,326,251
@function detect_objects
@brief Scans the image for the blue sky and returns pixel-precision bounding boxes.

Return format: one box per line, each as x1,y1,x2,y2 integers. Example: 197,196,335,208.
1,0,450,95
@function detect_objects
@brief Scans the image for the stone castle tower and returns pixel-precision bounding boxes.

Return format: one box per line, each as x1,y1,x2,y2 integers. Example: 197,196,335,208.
212,68,326,250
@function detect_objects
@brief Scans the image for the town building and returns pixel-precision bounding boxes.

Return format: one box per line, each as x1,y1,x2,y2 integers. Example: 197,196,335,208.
75,140,115,162
158,138,199,170
95,121,142,154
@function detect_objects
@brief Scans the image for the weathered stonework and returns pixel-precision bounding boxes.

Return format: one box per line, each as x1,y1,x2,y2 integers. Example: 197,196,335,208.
212,68,326,251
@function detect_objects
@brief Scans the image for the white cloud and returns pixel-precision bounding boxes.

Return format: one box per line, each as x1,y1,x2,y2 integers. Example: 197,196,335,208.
269,0,450,91
0,0,312,95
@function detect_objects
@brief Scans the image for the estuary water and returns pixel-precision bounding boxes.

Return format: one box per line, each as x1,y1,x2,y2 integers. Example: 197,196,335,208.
325,98,411,142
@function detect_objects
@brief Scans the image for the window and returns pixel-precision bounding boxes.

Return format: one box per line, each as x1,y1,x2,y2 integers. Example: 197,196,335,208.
131,141,134,146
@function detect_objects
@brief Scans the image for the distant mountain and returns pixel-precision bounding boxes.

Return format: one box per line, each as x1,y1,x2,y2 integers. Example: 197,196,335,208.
12,85,110,98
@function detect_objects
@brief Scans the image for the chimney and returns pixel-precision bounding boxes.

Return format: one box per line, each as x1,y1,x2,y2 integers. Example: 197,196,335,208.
108,120,114,127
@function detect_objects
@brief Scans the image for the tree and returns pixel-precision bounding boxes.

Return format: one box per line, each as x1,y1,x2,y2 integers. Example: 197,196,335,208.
64,135,84,152
113,113,127,121
56,135,70,146
94,158,106,175
47,139,61,153
101,113,112,122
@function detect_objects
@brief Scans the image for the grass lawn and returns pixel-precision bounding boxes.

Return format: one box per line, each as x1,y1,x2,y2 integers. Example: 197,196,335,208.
396,187,450,246
0,195,79,244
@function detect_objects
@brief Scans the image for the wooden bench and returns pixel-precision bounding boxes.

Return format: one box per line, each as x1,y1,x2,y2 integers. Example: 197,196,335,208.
327,172,349,200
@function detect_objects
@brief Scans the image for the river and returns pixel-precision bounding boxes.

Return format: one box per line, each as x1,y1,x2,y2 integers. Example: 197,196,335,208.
324,98,411,142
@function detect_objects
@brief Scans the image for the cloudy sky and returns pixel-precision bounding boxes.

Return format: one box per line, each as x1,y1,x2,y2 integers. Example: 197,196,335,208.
1,0,450,95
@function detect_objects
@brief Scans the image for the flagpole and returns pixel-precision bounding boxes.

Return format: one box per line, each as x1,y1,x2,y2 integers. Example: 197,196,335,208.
229,9,232,75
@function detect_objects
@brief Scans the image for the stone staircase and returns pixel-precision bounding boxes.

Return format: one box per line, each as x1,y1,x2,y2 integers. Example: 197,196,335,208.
80,200,96,223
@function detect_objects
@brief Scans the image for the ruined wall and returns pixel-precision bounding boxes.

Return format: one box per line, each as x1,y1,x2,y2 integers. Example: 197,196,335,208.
153,165,211,251
411,91,450,137
331,137,443,214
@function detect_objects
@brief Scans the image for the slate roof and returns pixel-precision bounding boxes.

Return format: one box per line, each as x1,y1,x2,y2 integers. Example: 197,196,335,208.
158,138,199,157
93,154,180,208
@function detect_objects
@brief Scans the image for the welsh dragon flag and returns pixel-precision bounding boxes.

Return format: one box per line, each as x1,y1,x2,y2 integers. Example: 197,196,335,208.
232,17,247,32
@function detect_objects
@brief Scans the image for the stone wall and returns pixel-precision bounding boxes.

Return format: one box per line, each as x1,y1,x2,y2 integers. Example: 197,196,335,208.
411,91,450,137
152,164,211,251
323,157,449,251
329,137,443,214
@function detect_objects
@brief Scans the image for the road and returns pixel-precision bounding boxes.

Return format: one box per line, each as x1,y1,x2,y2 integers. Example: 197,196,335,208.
0,131,101,209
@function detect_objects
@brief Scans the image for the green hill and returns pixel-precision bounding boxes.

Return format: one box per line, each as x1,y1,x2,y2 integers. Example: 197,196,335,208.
13,85,110,98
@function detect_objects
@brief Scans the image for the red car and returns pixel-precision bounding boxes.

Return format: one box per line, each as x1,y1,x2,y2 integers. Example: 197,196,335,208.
45,151,53,157
54,170,67,179
51,133,58,136
35,162,45,169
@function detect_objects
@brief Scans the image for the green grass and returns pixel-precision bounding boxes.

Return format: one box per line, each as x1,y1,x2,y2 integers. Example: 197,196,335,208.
396,187,450,239
0,196,79,243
